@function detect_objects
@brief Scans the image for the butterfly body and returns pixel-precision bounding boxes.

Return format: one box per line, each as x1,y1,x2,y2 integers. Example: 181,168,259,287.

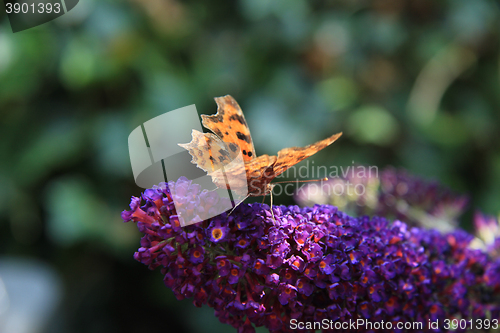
179,95,342,197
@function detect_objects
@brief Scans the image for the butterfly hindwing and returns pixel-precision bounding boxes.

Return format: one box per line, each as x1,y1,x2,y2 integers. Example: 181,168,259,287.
201,95,256,162
179,129,236,173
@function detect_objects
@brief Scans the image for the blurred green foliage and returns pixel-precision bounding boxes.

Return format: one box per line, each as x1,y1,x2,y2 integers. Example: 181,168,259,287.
1,0,500,332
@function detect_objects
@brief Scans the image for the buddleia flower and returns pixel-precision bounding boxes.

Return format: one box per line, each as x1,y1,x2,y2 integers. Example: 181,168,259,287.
123,177,499,332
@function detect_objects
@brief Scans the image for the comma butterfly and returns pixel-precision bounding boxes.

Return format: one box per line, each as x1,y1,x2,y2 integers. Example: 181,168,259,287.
179,95,342,198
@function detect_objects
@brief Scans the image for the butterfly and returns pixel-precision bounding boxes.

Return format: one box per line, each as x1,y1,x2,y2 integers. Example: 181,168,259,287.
178,95,342,199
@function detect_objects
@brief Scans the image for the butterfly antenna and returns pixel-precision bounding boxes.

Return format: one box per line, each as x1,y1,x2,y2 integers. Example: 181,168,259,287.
272,177,329,185
227,193,251,217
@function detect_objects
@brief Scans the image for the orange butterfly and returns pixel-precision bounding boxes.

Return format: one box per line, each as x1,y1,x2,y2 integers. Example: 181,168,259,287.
179,95,342,198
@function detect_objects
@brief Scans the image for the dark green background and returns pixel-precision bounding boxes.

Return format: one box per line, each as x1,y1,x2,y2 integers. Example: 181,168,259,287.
1,0,499,332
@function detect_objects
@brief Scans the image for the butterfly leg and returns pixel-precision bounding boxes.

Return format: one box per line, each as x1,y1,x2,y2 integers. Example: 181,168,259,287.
269,185,276,223
227,193,251,217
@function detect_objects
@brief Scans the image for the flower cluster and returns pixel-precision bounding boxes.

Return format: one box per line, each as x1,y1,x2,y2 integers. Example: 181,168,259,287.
296,167,469,232
123,177,499,332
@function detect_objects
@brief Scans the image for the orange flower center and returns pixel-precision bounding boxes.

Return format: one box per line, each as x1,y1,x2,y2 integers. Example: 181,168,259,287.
212,228,223,240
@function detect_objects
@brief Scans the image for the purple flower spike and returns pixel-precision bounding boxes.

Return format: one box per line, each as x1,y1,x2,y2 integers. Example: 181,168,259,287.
122,176,500,333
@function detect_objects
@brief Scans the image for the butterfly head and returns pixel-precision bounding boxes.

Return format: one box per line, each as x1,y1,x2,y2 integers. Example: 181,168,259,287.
266,183,275,196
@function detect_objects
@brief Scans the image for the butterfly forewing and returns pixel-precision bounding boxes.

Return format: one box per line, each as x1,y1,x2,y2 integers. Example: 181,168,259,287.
201,95,256,162
271,132,343,178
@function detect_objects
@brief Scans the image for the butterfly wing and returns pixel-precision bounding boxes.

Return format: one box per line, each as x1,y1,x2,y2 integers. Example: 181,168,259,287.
179,96,258,196
201,95,256,162
178,129,237,173
271,132,342,177
179,129,250,196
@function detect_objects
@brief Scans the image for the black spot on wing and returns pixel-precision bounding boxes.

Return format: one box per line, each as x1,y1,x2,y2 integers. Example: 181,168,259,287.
242,150,247,155
204,113,222,123
247,151,253,157
236,131,251,143
219,149,230,157
214,129,223,138
229,143,238,152
229,114,246,125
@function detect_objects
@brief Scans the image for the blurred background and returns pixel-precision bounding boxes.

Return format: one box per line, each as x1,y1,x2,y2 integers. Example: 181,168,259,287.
1,0,500,332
